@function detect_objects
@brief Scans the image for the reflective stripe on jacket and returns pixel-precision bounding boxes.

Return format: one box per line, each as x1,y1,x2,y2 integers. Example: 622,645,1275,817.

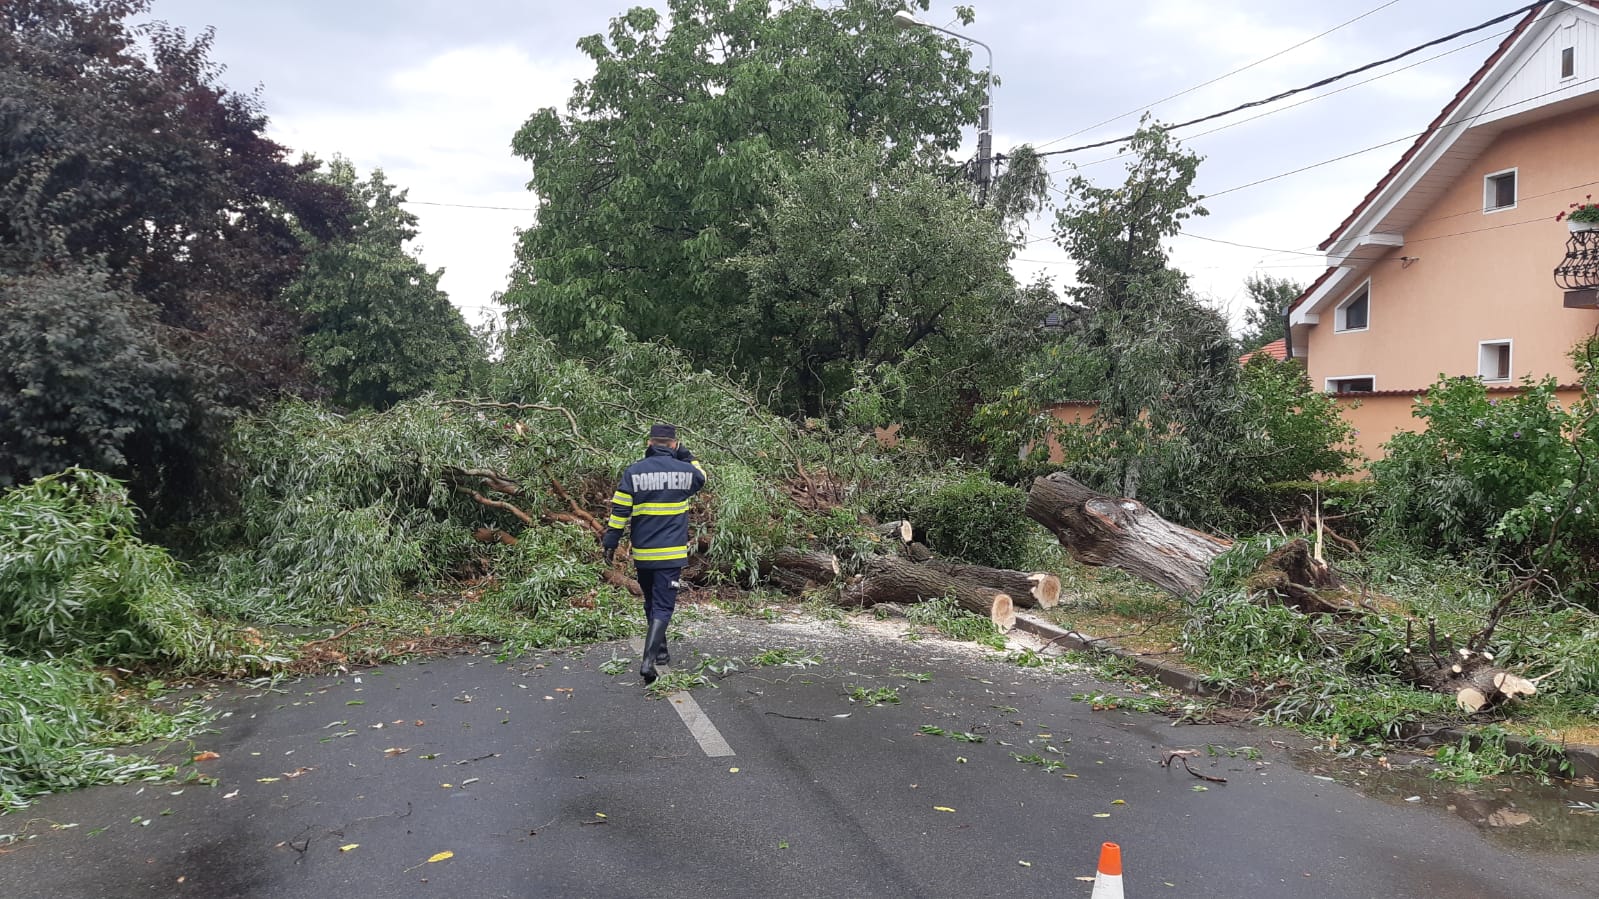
603,446,705,569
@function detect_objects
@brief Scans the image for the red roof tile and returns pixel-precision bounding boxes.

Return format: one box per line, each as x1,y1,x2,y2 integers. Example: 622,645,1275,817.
1238,338,1288,365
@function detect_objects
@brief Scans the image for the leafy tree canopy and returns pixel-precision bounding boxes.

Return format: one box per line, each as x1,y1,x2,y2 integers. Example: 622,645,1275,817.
728,140,1020,415
287,159,485,411
504,0,989,364
1238,273,1301,353
0,0,351,408
0,267,199,491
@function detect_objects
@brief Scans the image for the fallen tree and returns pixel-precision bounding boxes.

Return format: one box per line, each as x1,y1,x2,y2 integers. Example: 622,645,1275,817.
1025,473,1538,714
839,555,1016,631
1024,472,1231,597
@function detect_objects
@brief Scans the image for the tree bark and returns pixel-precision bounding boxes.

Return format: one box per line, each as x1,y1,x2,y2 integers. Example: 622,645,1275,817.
1025,473,1231,597
921,560,1061,610
761,549,842,593
841,555,1015,631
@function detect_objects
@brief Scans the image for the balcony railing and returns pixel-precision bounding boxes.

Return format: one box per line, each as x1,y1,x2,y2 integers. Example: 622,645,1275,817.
1555,228,1599,291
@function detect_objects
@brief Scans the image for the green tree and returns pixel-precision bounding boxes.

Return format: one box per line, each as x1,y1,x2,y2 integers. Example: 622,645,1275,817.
1238,273,1301,353
287,160,483,410
728,141,1021,416
1050,123,1240,510
504,0,988,364
0,267,199,491
0,0,352,507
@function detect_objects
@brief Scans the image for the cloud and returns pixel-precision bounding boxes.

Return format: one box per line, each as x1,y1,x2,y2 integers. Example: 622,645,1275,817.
267,45,591,316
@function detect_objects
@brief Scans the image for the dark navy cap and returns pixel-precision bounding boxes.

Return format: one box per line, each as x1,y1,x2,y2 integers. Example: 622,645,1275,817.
648,423,677,440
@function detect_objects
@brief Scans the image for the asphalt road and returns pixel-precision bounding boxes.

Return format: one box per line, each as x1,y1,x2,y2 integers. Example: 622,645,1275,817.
4,612,1599,898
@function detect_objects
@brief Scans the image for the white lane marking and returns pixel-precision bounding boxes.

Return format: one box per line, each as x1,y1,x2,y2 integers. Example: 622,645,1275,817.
631,638,736,758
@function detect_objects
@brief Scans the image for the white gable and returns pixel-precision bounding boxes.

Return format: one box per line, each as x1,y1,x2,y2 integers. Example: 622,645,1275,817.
1293,1,1599,328
1476,8,1599,126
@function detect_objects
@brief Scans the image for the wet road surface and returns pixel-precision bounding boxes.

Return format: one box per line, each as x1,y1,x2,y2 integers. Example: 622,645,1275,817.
3,612,1599,898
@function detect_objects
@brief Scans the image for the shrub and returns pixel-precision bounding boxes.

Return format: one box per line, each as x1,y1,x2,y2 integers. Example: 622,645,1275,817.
1370,366,1599,602
877,473,1032,569
0,267,202,494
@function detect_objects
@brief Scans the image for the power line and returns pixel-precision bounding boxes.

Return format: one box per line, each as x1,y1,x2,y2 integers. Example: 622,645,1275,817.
1033,1,1550,160
1203,72,1599,200
1043,25,1513,182
1035,0,1407,151
403,199,538,212
1177,232,1323,256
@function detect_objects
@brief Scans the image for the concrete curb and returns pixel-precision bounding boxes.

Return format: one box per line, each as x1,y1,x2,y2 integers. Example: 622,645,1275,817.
1012,613,1599,781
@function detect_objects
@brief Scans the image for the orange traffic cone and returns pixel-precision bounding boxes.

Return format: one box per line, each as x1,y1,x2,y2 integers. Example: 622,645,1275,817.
1091,841,1124,899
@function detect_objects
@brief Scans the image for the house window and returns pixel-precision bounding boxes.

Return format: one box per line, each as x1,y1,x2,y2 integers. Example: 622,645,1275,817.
1484,168,1517,212
1479,340,1512,382
1563,47,1576,79
1326,376,1375,394
1335,282,1370,332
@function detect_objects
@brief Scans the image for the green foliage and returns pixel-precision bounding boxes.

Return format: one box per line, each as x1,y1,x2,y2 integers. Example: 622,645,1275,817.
483,525,602,616
1236,356,1359,485
846,684,901,705
1,0,352,431
906,596,1007,648
876,472,1030,568
504,0,987,370
287,159,484,410
1237,274,1300,353
1370,361,1599,602
0,658,178,813
728,139,1023,415
0,470,215,663
1232,480,1375,534
0,267,201,493
211,400,489,616
1431,726,1572,784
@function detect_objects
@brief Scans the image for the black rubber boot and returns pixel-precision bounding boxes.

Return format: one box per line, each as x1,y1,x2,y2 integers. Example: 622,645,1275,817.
640,618,669,684
655,628,671,668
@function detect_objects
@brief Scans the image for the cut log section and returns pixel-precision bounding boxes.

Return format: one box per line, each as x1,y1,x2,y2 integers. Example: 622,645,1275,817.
761,549,842,593
1025,473,1231,597
876,520,914,544
922,560,1061,610
841,555,1015,631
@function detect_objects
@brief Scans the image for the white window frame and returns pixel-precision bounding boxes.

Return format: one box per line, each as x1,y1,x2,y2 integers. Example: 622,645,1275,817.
1334,279,1371,333
1561,45,1577,81
1325,375,1376,395
1478,339,1513,382
1484,167,1518,214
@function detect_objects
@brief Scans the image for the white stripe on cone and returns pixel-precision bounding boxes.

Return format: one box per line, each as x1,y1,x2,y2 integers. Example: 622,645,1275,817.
1092,841,1124,899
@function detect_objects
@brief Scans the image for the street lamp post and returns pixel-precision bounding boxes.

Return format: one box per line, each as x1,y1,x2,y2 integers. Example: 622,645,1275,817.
893,9,993,201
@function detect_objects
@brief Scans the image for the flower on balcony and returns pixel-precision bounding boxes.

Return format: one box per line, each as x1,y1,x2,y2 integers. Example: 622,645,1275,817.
1556,195,1599,223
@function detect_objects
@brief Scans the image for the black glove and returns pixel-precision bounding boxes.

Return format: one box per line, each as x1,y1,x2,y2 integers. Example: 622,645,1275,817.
674,446,695,463
603,545,615,566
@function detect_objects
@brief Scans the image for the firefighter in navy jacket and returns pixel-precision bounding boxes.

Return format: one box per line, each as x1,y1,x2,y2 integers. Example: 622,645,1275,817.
602,423,705,683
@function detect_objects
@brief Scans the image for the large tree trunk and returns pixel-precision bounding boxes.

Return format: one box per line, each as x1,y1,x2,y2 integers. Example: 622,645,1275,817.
1024,477,1537,715
1025,473,1231,597
921,560,1060,610
841,555,1016,631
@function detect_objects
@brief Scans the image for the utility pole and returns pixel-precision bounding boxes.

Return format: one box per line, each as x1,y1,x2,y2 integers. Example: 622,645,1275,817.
893,10,994,203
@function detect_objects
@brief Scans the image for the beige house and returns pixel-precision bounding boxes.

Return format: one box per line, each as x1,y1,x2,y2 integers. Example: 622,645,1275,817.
1288,0,1599,460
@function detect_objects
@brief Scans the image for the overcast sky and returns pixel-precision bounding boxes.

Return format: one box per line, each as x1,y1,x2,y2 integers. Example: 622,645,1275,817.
144,0,1527,331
